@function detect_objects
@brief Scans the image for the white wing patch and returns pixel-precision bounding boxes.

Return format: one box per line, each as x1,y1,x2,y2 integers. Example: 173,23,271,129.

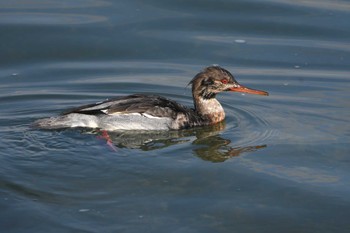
106,111,142,116
141,113,162,119
105,111,161,119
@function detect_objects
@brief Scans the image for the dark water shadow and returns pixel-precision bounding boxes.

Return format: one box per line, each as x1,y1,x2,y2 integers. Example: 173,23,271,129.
89,122,266,163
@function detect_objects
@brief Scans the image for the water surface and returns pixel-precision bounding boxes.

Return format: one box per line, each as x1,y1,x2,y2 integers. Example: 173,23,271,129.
1,0,350,232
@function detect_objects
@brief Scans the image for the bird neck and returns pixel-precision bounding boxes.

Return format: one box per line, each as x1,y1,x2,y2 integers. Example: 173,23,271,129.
193,95,225,124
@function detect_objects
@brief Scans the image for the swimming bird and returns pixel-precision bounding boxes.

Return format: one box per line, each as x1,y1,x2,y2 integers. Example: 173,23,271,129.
34,66,268,131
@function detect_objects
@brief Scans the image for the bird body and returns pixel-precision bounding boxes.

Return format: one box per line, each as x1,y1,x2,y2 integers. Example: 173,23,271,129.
34,66,268,131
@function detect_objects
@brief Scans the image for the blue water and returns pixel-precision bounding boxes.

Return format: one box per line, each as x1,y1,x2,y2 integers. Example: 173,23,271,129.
1,0,350,232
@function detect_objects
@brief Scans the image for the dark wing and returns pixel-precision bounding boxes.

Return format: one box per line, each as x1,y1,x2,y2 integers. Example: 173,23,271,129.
62,94,192,119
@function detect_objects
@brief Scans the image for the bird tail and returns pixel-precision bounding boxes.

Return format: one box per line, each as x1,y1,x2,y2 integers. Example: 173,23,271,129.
32,115,72,130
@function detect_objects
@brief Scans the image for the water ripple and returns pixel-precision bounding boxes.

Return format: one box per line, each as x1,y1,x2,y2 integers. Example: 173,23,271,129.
0,0,111,9
196,35,350,52
0,13,107,25
265,0,350,12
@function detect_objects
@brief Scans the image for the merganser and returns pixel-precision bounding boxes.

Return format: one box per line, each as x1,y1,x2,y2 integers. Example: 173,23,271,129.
34,66,268,131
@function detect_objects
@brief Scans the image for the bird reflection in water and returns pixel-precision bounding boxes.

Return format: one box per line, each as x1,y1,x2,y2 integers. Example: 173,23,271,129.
92,121,266,163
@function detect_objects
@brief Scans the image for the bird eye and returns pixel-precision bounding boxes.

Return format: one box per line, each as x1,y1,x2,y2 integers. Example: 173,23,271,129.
221,79,228,84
